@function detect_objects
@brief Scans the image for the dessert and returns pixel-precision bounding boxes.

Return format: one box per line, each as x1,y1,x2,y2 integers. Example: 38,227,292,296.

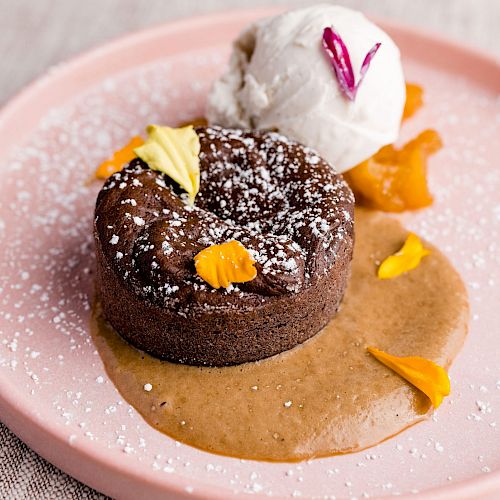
94,126,354,366
207,6,442,213
207,4,406,172
92,208,468,460
90,3,469,463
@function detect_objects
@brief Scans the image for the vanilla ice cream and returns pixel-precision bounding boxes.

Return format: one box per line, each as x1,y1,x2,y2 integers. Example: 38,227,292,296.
207,4,406,172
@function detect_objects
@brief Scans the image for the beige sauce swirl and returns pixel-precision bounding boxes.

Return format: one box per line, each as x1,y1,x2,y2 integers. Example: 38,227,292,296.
91,209,468,461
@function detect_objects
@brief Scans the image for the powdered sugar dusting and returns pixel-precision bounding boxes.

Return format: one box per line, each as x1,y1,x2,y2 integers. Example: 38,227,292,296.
0,45,498,499
96,126,353,307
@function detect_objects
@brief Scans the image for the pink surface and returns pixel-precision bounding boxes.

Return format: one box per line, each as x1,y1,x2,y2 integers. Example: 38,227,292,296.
0,9,499,500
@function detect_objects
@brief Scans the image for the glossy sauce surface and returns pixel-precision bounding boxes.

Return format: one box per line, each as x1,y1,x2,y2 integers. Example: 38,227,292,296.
91,209,468,461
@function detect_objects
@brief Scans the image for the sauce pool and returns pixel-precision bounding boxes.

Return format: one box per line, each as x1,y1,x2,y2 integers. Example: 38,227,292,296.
91,209,468,461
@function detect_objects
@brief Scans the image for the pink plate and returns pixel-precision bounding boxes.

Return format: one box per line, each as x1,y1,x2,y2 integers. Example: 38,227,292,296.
0,8,499,500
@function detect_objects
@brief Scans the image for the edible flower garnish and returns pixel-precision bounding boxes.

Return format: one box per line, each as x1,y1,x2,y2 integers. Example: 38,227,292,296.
344,129,442,212
194,240,257,289
134,125,200,204
403,83,424,120
95,136,144,179
322,26,380,101
378,233,430,280
367,347,450,408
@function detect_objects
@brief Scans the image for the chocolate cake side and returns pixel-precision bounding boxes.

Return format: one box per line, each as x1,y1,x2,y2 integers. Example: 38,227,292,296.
94,126,354,366
95,236,352,365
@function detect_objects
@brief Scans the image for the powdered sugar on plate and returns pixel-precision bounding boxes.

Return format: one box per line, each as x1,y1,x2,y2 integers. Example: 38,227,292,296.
0,43,498,498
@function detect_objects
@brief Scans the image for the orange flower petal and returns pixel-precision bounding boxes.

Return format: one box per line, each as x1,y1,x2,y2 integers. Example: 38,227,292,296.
367,347,450,408
178,117,208,128
194,240,257,289
403,83,424,120
344,129,442,213
95,136,144,179
378,233,430,280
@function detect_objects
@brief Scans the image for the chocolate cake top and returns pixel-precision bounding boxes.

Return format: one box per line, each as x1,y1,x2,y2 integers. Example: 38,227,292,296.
94,126,354,313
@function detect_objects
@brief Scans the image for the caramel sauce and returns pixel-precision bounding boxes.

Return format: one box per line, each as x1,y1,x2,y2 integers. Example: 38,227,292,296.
91,209,468,461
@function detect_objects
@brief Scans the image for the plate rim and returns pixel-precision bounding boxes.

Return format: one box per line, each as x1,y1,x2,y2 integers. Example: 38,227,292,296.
0,7,498,500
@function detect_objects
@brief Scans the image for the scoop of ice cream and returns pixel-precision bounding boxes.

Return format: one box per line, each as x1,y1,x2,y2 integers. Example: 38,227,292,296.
206,4,406,172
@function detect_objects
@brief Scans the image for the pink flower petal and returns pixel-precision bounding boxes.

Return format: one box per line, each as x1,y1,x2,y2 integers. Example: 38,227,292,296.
357,42,381,90
322,27,381,101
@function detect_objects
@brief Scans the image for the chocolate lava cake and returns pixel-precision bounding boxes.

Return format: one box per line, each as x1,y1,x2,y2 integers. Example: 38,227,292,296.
94,126,354,366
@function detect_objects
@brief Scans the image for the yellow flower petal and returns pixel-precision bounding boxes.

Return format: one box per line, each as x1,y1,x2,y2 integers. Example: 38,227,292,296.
378,233,430,279
134,125,200,204
367,347,450,408
194,240,257,289
95,136,144,179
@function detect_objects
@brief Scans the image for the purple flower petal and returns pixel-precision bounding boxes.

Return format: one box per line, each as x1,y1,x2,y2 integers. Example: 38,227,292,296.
322,26,381,101
322,26,356,100
357,42,381,90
